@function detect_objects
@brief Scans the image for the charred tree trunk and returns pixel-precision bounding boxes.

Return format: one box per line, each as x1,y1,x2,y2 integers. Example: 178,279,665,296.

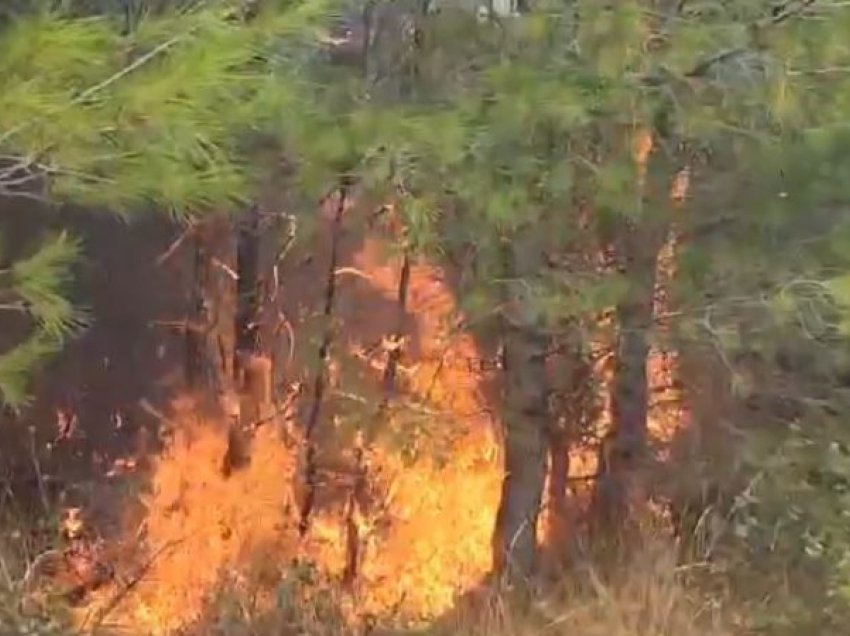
235,204,263,360
546,337,595,528
592,123,686,537
184,216,236,401
492,235,550,585
222,204,267,476
547,428,570,524
381,249,410,401
593,220,660,535
215,202,281,477
299,185,347,536
343,432,369,587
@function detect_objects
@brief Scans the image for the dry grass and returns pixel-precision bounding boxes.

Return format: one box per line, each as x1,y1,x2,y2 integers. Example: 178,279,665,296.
0,510,76,635
429,544,729,636
181,538,732,636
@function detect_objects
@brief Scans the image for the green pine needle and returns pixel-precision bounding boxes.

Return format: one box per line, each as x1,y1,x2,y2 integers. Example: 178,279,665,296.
0,331,62,409
11,231,86,338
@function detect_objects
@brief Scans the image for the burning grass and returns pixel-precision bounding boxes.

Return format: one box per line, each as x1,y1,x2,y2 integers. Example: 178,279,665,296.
75,393,500,634
95,396,299,635
177,536,734,636
1,203,701,634
0,497,736,636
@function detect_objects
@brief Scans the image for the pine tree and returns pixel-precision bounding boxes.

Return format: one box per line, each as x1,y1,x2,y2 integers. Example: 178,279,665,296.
308,0,850,585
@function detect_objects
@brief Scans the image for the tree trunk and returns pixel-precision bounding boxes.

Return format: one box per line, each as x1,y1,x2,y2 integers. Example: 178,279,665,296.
184,216,236,401
235,204,262,360
492,235,550,585
233,204,272,425
547,428,570,523
593,222,659,534
546,336,594,525
299,185,347,536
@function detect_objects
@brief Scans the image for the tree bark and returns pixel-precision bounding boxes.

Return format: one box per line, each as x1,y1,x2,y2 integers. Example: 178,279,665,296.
184,216,236,400
492,235,550,585
235,204,262,360
299,185,347,536
593,222,659,534
233,204,271,424
546,336,595,527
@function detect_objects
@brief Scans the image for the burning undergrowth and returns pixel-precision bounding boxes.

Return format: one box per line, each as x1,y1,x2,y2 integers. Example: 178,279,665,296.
83,400,500,633
78,238,507,634
65,205,687,635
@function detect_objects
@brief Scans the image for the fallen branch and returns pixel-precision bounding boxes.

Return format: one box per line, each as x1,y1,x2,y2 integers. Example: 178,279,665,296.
334,266,374,281
137,398,180,430
147,318,207,334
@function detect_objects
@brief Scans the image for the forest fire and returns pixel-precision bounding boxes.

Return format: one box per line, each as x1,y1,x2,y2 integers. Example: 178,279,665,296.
1,4,845,635
56,135,695,634
71,206,690,633
77,228,505,633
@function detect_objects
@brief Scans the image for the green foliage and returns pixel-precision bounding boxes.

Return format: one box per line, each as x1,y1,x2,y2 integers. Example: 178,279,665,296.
10,232,85,338
0,334,63,409
0,233,83,408
1,0,345,209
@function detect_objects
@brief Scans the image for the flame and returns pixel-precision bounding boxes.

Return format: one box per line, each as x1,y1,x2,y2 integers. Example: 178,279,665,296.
649,165,692,447
76,165,694,632
97,397,298,634
346,237,501,619
83,231,502,633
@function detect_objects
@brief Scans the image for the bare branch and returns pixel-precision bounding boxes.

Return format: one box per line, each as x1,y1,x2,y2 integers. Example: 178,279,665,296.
788,65,850,76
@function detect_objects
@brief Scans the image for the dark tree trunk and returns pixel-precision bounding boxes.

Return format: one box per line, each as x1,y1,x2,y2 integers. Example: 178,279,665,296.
184,216,236,400
547,428,570,522
492,236,550,585
381,249,410,401
224,203,281,477
235,204,262,360
546,337,594,523
342,435,368,587
593,222,659,533
233,204,271,424
299,185,347,536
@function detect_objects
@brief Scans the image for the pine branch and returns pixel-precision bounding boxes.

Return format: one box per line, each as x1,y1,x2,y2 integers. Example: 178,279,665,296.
0,333,62,409
71,32,189,106
0,29,192,147
11,232,85,338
